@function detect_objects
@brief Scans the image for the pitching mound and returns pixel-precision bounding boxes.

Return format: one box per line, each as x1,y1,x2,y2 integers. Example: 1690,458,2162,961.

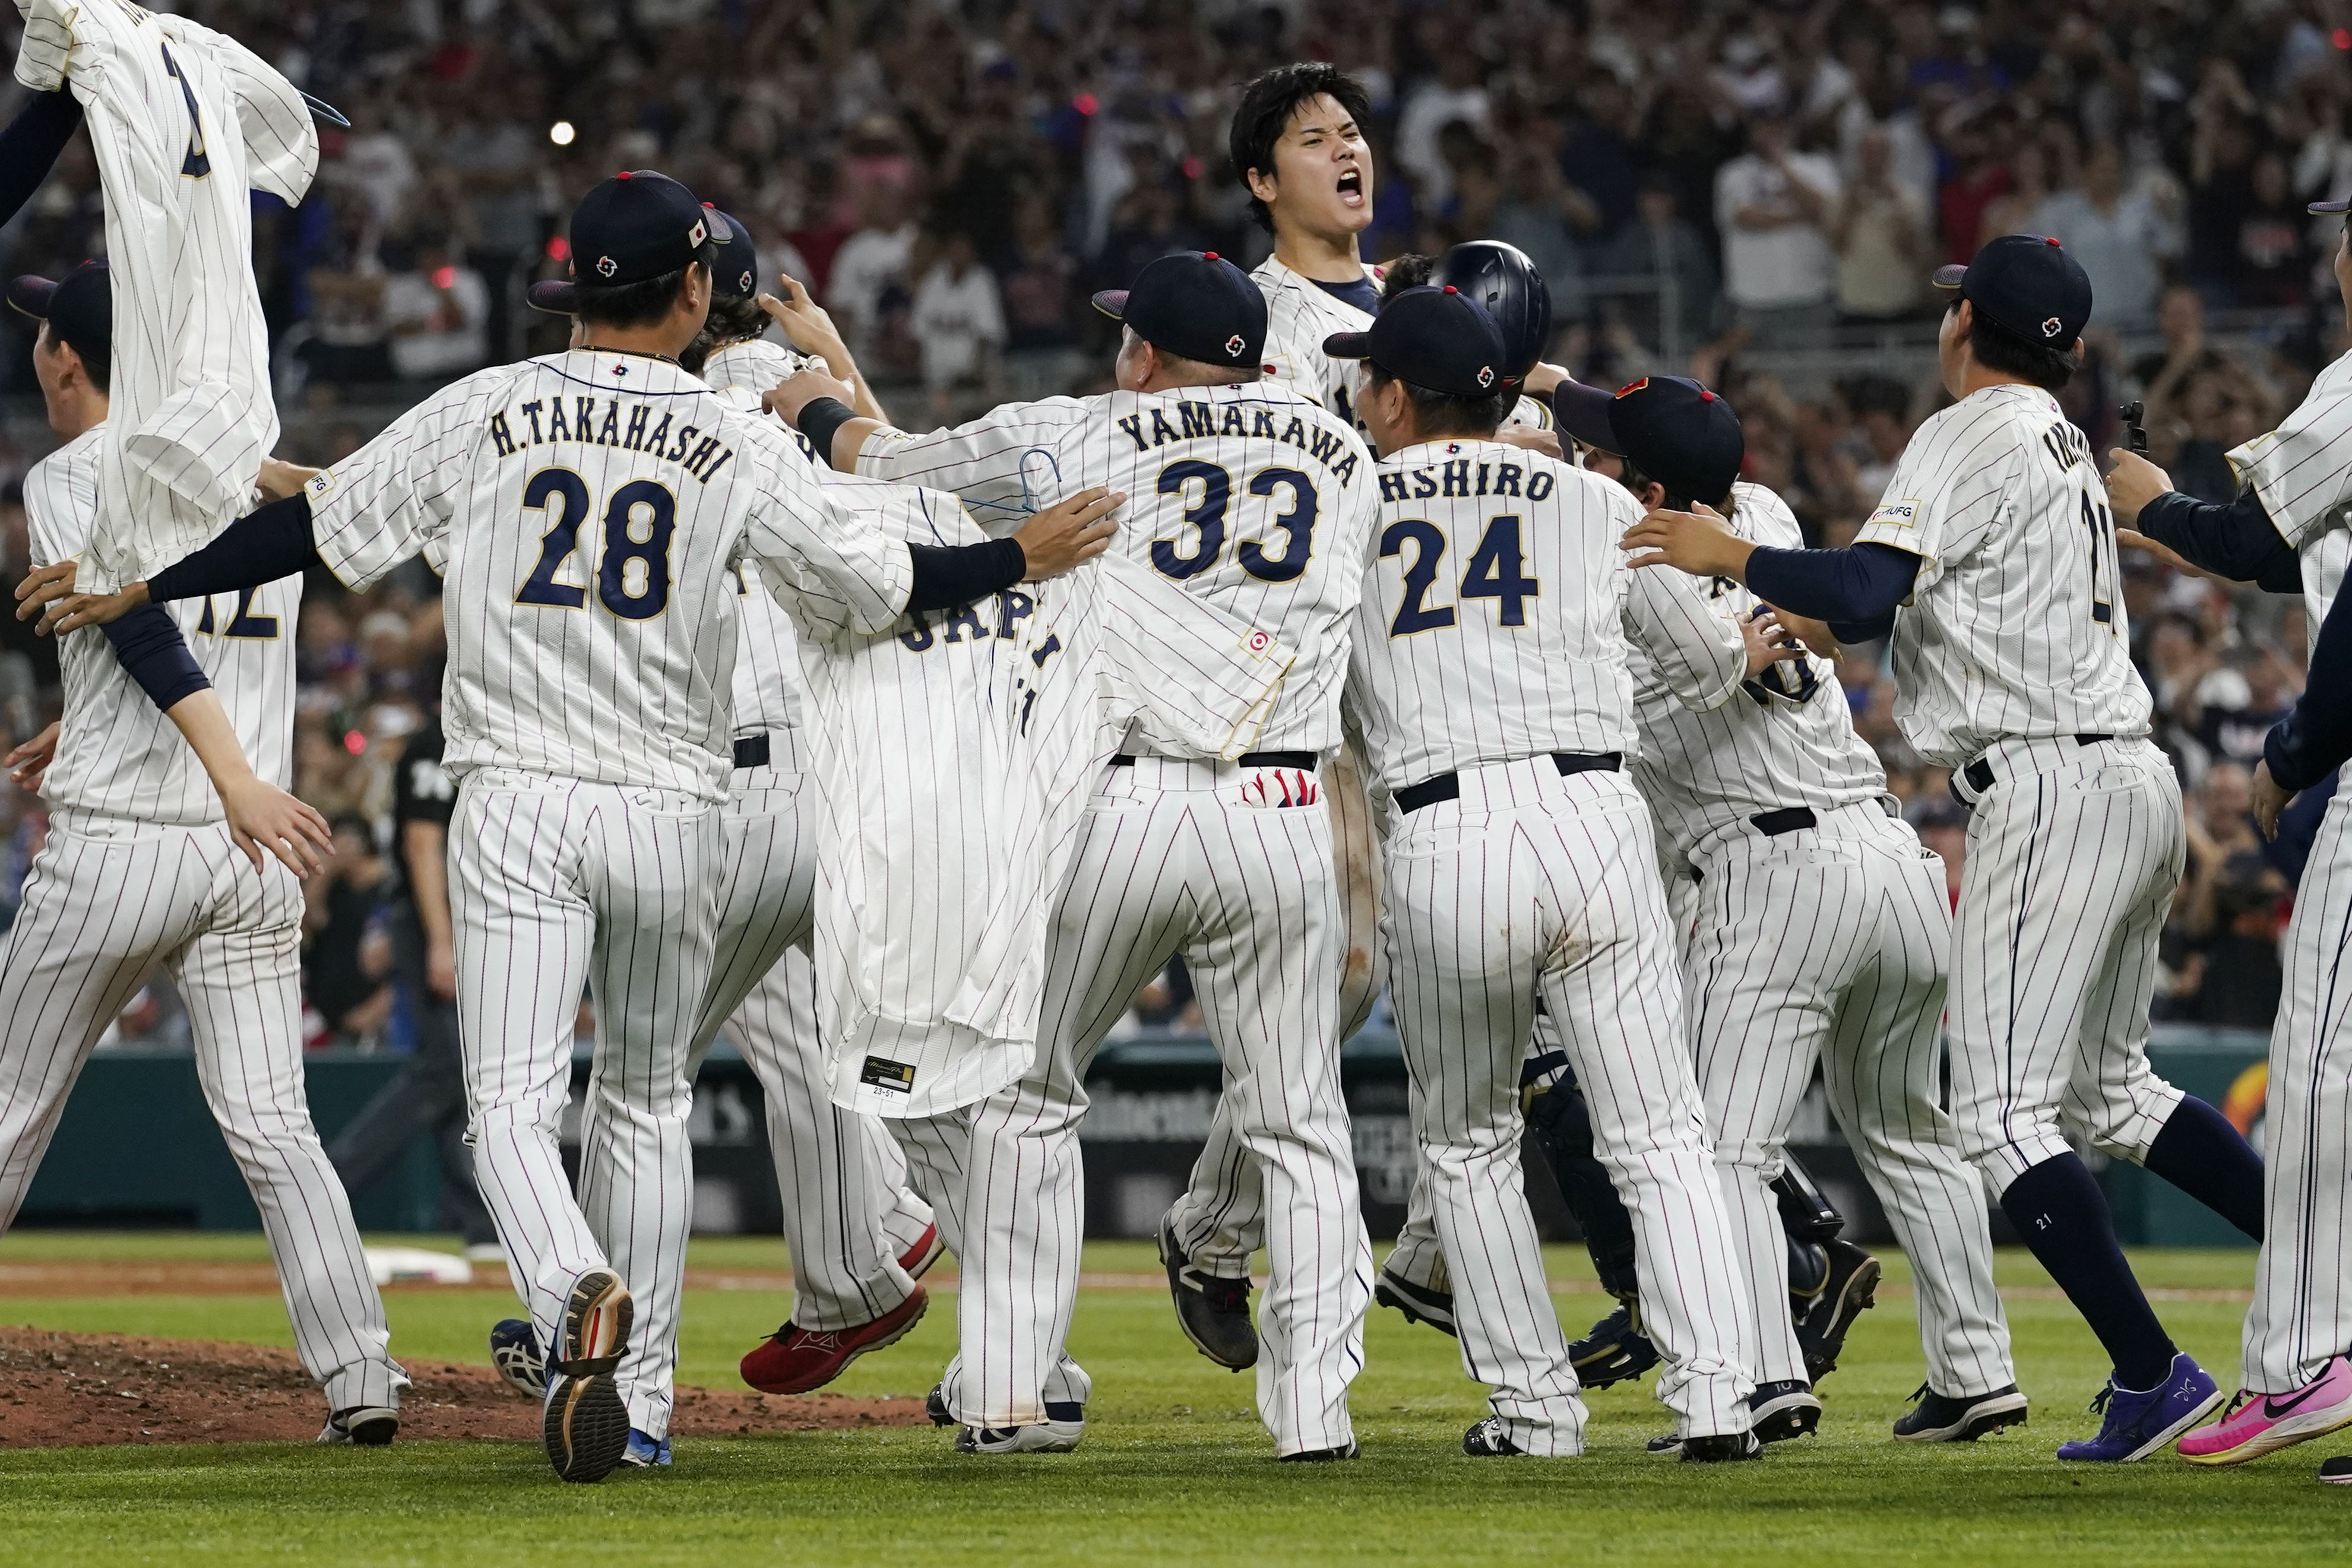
0,1326,927,1448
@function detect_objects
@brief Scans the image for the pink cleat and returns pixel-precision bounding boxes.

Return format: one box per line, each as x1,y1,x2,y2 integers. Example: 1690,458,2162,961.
2179,1356,2352,1466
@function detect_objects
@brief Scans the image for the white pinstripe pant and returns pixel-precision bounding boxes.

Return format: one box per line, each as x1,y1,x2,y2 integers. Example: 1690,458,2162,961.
0,812,403,1413
1685,805,2014,1397
1947,738,2186,1193
1386,759,1753,1447
955,756,1369,1453
451,770,721,1439
2245,790,2352,1392
590,776,926,1416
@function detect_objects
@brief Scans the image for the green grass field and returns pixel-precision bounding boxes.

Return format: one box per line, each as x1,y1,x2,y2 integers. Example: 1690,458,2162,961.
0,1232,2338,1565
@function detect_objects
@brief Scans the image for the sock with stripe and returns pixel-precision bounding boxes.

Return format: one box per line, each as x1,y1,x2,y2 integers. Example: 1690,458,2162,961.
2142,1094,2265,1242
2000,1153,2176,1390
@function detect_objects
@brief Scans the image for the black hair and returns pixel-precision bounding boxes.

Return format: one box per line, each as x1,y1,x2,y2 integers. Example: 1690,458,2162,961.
1229,63,1373,233
1379,253,1434,302
1365,362,1510,439
1599,450,1734,518
330,811,375,846
43,320,108,394
1951,297,2076,390
680,293,769,375
572,241,717,328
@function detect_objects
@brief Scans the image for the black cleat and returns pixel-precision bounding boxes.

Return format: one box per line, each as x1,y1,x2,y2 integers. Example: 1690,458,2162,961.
2321,1453,2352,1484
1892,1382,2030,1442
1749,1379,1822,1443
1463,1416,1526,1456
1158,1219,1257,1370
1372,1264,1458,1337
1680,1430,1764,1463
1794,1238,1881,1382
1278,1441,1360,1461
1569,1301,1660,1389
542,1268,634,1484
926,1382,954,1427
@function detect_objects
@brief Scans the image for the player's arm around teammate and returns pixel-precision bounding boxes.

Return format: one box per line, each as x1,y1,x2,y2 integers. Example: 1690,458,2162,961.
1335,289,1759,1461
1627,235,2265,1462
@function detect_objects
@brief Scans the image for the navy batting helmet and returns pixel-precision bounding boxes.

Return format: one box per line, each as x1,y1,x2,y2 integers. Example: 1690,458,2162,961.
1430,240,1552,382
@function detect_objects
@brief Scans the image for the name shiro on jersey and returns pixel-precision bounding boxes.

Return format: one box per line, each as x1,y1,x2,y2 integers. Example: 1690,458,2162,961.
485,392,738,486
1115,400,1362,489
1377,452,1558,505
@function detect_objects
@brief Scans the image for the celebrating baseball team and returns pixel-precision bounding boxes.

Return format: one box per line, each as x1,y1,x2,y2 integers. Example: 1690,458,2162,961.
11,0,2352,1492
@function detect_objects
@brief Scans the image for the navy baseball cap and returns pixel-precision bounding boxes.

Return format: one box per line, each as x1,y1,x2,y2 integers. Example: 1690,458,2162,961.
1553,375,1743,505
1322,285,1507,397
1930,233,2092,348
1092,251,1267,369
568,170,724,287
530,199,751,316
8,259,110,365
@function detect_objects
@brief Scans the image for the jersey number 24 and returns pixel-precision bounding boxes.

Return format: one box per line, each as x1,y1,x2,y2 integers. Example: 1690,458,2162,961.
1381,514,1538,636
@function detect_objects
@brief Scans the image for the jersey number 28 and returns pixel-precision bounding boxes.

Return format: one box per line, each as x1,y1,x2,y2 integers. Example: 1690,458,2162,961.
513,468,675,620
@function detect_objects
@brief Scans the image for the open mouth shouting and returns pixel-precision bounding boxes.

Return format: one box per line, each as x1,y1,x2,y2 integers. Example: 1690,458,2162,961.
1336,167,1365,208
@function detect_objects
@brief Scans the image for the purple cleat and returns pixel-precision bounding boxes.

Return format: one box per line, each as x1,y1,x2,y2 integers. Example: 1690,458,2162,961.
2056,1353,2227,1463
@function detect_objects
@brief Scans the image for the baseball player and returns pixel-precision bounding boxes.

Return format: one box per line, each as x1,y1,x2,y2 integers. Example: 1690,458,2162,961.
512,218,943,1451
26,170,1113,1482
1625,233,2265,1462
0,259,407,1445
1561,373,2023,1445
771,249,1377,1458
2097,192,2352,1472
1333,286,1760,1459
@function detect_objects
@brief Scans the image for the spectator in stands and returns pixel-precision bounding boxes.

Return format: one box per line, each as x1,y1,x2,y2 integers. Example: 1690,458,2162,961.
911,225,1005,426
2162,764,2288,1027
1839,373,1913,500
298,195,391,385
1713,112,1841,344
1830,124,1927,321
2025,139,2177,332
382,236,490,381
827,179,918,359
1590,175,1718,353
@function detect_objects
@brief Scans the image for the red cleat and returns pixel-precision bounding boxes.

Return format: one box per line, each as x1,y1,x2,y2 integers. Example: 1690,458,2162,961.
740,1284,929,1395
898,1223,946,1281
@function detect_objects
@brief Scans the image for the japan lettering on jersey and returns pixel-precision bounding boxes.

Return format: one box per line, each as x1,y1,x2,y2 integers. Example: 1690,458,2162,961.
33,0,320,585
1347,439,1744,794
702,336,821,756
1855,383,2151,767
27,425,297,825
1629,483,1889,864
2230,346,2352,658
851,377,1373,753
796,482,1295,1116
306,349,911,801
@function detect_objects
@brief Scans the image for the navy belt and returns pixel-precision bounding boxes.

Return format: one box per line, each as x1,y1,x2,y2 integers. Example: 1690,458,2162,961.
733,734,770,769
1751,806,1817,836
1109,750,1319,770
1395,752,1620,816
1954,733,2112,802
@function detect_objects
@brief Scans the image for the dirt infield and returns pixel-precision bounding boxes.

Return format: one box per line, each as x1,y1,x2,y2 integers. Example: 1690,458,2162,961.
0,1326,927,1448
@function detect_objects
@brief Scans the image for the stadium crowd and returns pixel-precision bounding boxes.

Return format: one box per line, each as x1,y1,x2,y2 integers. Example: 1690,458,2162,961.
2,0,2346,1041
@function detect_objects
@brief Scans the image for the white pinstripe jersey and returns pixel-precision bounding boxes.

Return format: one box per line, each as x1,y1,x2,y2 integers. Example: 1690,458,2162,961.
2229,346,2352,666
798,489,1294,1116
702,336,820,751
1251,254,1552,438
37,1,318,587
1628,483,1888,863
27,424,296,824
307,349,912,802
1855,383,2151,767
851,377,1373,753
1347,439,1745,793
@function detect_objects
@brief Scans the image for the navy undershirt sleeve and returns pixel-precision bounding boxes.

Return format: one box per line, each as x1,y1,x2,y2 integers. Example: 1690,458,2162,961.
906,538,1027,613
2266,585,2352,793
0,90,83,229
100,603,210,713
2132,489,2301,593
147,493,318,603
1743,541,1920,626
